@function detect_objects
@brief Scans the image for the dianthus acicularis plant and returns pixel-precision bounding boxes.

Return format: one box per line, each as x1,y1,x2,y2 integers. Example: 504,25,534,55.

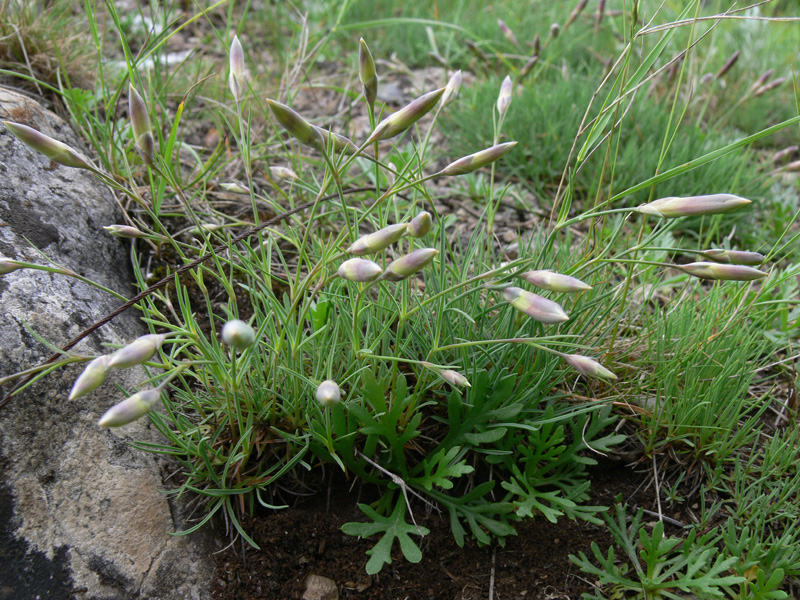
1,14,796,577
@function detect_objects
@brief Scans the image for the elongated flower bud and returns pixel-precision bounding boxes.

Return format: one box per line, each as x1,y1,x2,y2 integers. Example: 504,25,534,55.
532,34,541,56
496,75,512,118
365,87,445,144
316,380,341,407
699,249,764,266
440,70,462,107
3,121,91,169
565,0,589,29
519,270,592,293
269,166,298,180
754,78,785,97
465,40,488,62
715,50,740,79
128,85,155,167
220,182,250,194
221,319,256,350
520,55,539,78
564,354,617,380
108,333,167,369
407,211,432,238
497,19,519,46
0,256,23,275
440,370,471,387
502,287,568,324
69,356,110,400
314,126,359,155
549,23,561,39
384,248,439,281
748,69,774,94
636,194,751,218
267,99,324,150
679,262,768,281
98,388,162,427
346,223,408,255
338,258,383,282
228,35,246,102
104,224,148,238
771,146,798,164
439,142,517,176
359,38,378,110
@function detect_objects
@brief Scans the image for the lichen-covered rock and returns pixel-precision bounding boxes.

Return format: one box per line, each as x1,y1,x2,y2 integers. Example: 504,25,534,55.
0,88,216,599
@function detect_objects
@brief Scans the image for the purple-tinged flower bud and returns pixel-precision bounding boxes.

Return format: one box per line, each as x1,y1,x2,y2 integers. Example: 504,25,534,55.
98,388,162,427
269,166,298,180
346,223,408,255
502,287,569,324
221,319,256,350
754,77,786,97
439,142,517,176
465,40,489,63
596,0,606,30
128,84,155,167
496,75,512,118
228,34,246,102
407,211,432,238
0,256,24,275
338,258,383,282
715,50,740,79
365,88,446,144
679,262,768,281
316,380,341,407
440,70,463,108
497,19,519,46
3,121,91,169
771,146,798,164
359,38,378,110
564,354,617,380
748,69,774,94
314,126,359,155
108,334,167,369
104,224,149,238
520,55,539,78
69,356,110,400
698,249,764,266
384,248,439,281
565,0,589,29
519,270,592,293
636,194,751,218
549,23,561,39
783,160,800,173
267,99,324,150
532,34,541,56
440,370,471,387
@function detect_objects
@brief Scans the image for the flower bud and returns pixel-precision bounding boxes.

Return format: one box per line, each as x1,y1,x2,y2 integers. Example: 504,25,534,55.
565,0,589,29
754,77,785,97
440,370,471,387
221,319,256,350
228,34,246,102
104,224,149,238
698,249,764,266
679,262,768,281
269,166,298,180
564,354,617,380
346,223,408,255
69,356,110,400
267,99,324,150
520,55,539,78
108,334,167,369
3,121,91,169
359,38,378,110
314,126,359,155
0,256,23,275
316,380,341,407
496,75,512,118
715,50,740,79
502,287,569,324
636,193,751,218
439,142,517,176
98,388,162,427
549,23,561,39
748,69,774,94
532,34,541,55
220,182,250,194
519,270,592,293
366,87,446,144
407,211,432,238
771,146,798,164
465,40,488,63
338,258,383,282
497,19,519,46
384,248,439,281
128,84,155,167
440,70,462,107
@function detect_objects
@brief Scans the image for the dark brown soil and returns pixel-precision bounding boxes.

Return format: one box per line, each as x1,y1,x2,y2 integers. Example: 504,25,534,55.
211,462,662,600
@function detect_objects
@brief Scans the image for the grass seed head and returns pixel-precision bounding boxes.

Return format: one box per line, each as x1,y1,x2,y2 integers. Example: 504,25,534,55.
69,356,110,400
519,270,592,293
636,193,751,218
366,87,445,143
3,120,91,169
359,38,378,109
346,223,408,255
439,141,517,176
680,262,768,281
98,388,162,427
407,211,432,238
267,99,324,150
128,84,155,167
502,287,569,324
384,248,439,281
221,319,256,350
338,258,383,282
316,380,341,407
564,354,617,380
108,334,167,369
699,249,765,266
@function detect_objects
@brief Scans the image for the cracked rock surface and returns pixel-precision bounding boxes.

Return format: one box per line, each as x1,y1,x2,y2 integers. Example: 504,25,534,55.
0,88,216,599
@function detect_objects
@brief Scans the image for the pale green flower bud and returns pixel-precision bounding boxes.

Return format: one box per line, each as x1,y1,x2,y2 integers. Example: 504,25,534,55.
269,166,298,180
497,19,519,46
496,75,512,118
128,84,155,167
69,356,110,400
104,224,149,238
440,70,462,108
316,380,341,407
679,262,768,281
407,211,432,238
502,287,569,324
220,182,250,194
267,99,324,150
366,88,446,144
636,194,751,218
221,319,256,350
0,256,23,275
359,38,378,110
108,334,167,369
228,35,246,102
98,388,162,427
518,270,592,293
3,120,91,169
440,370,471,387
338,258,383,282
346,223,408,255
439,142,517,176
314,126,359,155
698,249,764,266
564,354,617,380
384,248,439,282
